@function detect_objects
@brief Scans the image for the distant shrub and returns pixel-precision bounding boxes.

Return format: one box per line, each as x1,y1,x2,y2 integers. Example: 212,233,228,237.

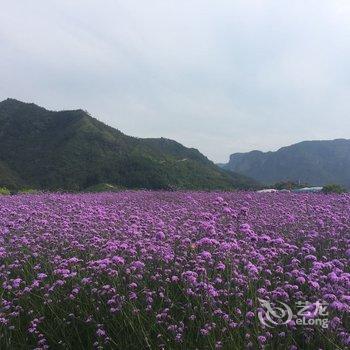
322,184,347,194
83,183,125,193
0,187,10,195
272,181,310,190
19,188,39,194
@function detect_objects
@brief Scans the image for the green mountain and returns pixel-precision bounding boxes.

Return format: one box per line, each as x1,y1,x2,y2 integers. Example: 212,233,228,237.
0,98,258,191
221,139,350,188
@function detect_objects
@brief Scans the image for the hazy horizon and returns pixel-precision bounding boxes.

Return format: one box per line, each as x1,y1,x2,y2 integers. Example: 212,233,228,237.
1,1,350,162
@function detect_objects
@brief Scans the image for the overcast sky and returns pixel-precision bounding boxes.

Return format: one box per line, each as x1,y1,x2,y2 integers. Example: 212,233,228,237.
1,1,350,162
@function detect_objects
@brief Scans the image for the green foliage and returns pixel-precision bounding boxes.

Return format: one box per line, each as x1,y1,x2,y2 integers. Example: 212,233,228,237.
19,188,39,194
0,99,259,191
322,184,347,194
0,187,10,195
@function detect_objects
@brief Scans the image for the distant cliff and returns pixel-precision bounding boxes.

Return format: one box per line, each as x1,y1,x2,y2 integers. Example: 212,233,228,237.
221,139,350,188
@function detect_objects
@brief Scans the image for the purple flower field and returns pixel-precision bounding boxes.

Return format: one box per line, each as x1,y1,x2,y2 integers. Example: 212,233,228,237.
0,191,349,349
